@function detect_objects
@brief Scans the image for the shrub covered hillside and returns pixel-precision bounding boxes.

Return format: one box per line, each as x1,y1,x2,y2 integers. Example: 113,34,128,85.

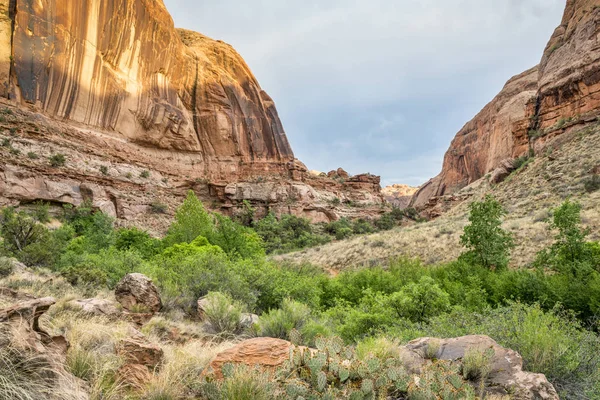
0,192,599,399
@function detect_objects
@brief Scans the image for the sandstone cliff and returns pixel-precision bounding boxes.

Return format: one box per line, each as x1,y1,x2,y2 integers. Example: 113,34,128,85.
3,0,292,176
413,0,600,208
0,0,384,227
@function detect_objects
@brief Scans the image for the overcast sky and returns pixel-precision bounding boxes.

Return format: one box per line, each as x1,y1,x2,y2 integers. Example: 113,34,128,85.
164,0,565,187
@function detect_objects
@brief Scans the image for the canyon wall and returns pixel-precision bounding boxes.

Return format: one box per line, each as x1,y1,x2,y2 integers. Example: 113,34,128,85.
413,0,600,208
2,0,292,179
0,0,384,228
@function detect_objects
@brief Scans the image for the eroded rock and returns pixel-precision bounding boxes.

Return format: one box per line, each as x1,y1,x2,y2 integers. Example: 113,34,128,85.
0,297,88,400
115,273,162,314
68,298,121,317
203,337,294,379
405,335,559,399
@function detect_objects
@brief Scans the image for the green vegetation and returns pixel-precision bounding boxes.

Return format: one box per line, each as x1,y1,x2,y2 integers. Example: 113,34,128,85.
584,174,600,193
49,153,66,167
1,193,599,398
140,170,150,179
460,195,514,270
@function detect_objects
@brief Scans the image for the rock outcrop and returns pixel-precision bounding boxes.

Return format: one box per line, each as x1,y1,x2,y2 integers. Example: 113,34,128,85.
0,297,89,400
116,330,164,389
203,337,295,379
412,67,538,208
382,184,419,208
115,273,161,325
4,0,292,169
406,336,559,399
413,0,600,209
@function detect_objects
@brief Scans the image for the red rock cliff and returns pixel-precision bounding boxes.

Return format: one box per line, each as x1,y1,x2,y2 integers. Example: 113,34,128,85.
1,0,293,174
413,0,600,208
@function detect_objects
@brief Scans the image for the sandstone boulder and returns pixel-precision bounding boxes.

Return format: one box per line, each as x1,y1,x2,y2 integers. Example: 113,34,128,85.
490,158,518,184
117,337,164,368
405,335,559,399
203,337,294,379
115,273,161,314
68,298,121,317
116,333,164,389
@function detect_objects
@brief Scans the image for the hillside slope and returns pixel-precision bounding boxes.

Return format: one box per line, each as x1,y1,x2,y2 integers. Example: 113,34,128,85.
279,122,600,270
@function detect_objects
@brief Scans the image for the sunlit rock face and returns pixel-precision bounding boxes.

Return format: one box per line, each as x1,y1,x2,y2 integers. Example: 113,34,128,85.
413,0,600,209
3,0,292,168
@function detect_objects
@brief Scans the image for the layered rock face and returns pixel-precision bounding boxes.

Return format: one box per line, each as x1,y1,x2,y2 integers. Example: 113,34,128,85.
0,0,384,225
413,0,600,208
4,0,292,175
413,68,538,207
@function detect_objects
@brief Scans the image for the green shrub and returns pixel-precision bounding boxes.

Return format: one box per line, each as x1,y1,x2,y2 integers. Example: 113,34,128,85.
460,195,514,270
114,227,161,259
164,191,213,246
140,170,150,178
32,201,50,223
48,153,66,167
374,213,395,231
26,152,38,160
254,213,330,254
203,292,244,337
384,276,450,323
352,218,376,235
150,201,168,214
99,165,109,176
257,299,311,340
0,257,14,278
583,174,600,193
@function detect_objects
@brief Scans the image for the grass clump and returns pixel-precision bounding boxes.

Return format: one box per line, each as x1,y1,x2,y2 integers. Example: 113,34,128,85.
49,153,66,167
256,299,311,340
203,292,244,337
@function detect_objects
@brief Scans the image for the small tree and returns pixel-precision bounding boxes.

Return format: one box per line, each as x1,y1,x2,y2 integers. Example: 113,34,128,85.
0,208,44,252
460,195,514,270
550,200,589,263
164,191,214,245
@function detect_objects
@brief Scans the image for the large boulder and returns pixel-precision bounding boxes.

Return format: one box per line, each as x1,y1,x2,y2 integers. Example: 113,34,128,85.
115,273,162,314
203,337,294,379
405,335,559,399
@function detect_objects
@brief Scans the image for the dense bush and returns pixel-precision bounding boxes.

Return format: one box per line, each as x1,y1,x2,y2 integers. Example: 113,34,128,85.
254,213,331,254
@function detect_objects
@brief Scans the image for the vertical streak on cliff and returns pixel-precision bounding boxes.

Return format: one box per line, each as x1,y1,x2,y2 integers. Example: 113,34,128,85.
0,0,14,98
190,55,208,175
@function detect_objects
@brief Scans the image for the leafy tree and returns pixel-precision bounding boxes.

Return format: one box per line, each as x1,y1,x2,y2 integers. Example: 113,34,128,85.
114,227,161,259
460,195,514,270
164,191,214,245
0,208,44,253
550,200,589,263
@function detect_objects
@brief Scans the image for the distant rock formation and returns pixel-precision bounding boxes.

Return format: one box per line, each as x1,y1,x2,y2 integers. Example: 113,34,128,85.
413,0,600,209
382,184,419,208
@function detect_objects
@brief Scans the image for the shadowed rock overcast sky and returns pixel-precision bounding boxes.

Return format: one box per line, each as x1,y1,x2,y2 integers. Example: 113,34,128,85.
164,0,565,187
